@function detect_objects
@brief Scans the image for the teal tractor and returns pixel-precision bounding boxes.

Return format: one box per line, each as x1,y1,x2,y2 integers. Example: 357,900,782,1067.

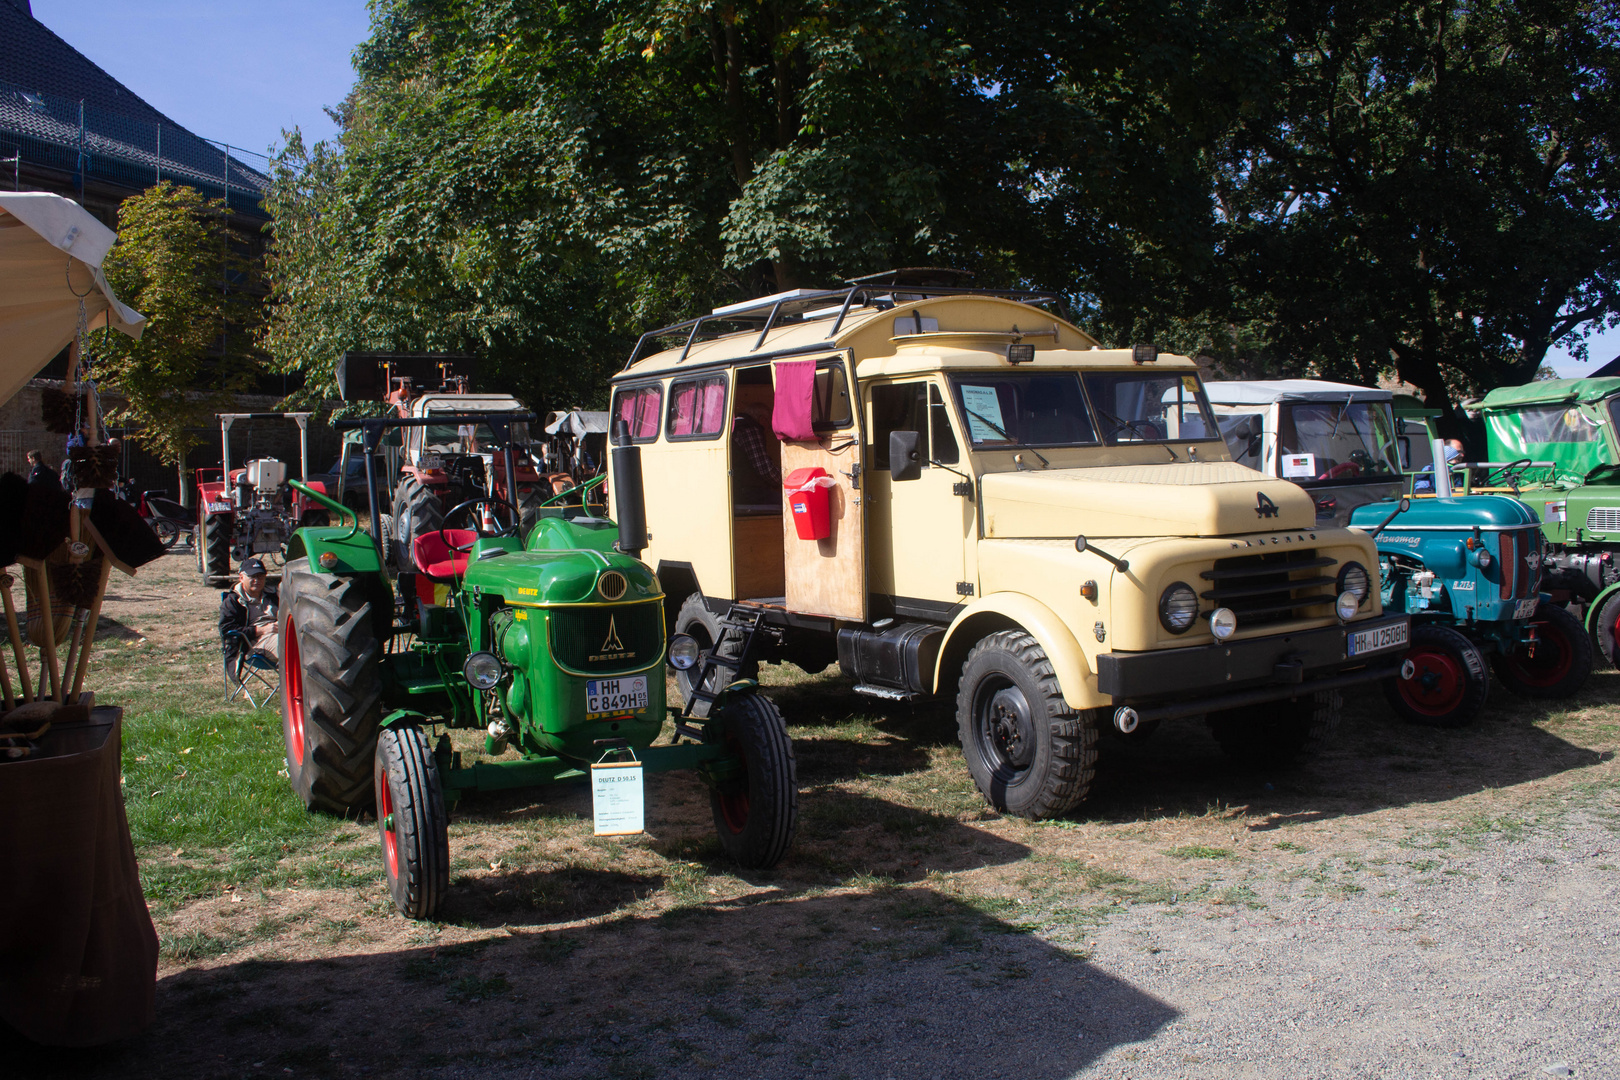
278,412,797,919
1350,492,1591,727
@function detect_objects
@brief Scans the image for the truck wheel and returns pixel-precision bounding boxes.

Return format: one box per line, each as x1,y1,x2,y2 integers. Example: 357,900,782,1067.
280,558,384,813
375,723,449,919
1208,690,1341,768
391,475,443,572
1589,592,1620,670
202,513,232,583
709,692,797,869
956,630,1097,819
1382,624,1489,727
673,594,758,702
1493,602,1593,699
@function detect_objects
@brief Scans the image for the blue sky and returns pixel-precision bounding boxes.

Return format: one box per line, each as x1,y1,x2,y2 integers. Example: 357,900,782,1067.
31,1,371,162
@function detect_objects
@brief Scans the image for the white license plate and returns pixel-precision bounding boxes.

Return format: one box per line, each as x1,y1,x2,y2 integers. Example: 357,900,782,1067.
206,501,232,513
417,453,443,470
1348,621,1408,657
586,676,648,716
1514,597,1540,620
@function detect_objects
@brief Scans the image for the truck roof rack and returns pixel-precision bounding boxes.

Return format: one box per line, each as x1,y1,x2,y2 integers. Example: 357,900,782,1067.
623,277,1066,369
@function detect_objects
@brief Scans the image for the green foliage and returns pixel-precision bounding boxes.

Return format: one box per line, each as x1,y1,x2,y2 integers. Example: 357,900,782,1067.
97,182,260,467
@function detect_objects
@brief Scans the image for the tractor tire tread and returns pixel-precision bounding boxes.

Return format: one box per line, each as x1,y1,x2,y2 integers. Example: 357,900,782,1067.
377,724,449,919
709,692,797,869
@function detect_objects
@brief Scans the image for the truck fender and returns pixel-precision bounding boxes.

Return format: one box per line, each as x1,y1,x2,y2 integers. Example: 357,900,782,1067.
933,593,1099,711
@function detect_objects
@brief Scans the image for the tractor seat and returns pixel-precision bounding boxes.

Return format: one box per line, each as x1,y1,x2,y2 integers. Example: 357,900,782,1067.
413,529,478,580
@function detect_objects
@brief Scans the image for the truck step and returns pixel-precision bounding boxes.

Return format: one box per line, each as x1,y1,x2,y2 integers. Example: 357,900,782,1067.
852,684,919,701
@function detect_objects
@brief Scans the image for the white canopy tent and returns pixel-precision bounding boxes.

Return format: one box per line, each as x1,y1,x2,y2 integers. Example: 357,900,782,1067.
0,192,144,408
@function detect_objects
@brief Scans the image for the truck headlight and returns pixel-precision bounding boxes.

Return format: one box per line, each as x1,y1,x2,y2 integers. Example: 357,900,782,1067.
1337,561,1370,604
1335,591,1360,622
1209,607,1237,640
1158,582,1199,633
668,634,701,671
463,651,504,690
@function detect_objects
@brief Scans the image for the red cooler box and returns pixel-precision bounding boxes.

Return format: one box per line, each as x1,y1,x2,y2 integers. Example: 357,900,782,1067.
785,467,833,540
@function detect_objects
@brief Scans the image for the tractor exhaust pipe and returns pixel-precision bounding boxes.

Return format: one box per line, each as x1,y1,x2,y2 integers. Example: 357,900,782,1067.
610,420,647,557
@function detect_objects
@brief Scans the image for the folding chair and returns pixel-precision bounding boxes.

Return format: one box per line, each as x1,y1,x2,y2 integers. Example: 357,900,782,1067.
222,595,281,708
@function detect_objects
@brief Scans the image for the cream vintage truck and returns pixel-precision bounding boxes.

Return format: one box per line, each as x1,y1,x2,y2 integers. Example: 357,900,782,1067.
603,272,1409,819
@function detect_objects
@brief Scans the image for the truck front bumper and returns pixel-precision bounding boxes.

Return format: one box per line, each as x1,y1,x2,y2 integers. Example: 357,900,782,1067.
1095,615,1410,723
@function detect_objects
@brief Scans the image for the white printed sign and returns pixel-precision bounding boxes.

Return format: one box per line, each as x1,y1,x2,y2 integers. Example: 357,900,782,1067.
960,385,1009,442
1282,453,1316,479
591,761,645,836
1544,501,1567,523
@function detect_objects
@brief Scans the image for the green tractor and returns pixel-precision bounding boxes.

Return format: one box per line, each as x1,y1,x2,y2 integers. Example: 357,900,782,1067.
278,412,797,919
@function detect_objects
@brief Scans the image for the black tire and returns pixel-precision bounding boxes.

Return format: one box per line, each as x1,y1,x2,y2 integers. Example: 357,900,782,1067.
280,558,385,813
1381,624,1488,727
153,519,180,549
709,692,797,869
377,513,396,570
202,513,232,583
391,475,443,572
1208,690,1341,768
300,510,331,529
375,723,449,919
672,594,759,702
517,487,544,543
956,630,1097,819
1593,591,1620,671
1492,602,1593,699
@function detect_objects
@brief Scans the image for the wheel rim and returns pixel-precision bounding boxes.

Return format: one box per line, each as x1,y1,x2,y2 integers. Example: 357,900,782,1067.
283,618,306,765
717,736,750,833
974,676,1036,774
376,755,400,881
1504,620,1575,687
1397,645,1467,715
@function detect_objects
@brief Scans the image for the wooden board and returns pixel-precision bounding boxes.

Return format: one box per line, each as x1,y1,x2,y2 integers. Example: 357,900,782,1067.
781,440,866,619
732,513,785,600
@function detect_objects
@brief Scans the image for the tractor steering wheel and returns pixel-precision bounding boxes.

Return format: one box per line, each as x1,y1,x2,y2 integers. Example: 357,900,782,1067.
1485,457,1532,489
439,496,520,554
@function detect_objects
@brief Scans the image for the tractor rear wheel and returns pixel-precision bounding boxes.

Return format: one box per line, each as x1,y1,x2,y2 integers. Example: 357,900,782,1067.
1593,591,1620,670
375,723,449,919
1493,602,1592,699
708,692,797,869
1382,624,1488,727
280,558,384,813
391,475,443,572
1208,690,1341,769
201,513,232,583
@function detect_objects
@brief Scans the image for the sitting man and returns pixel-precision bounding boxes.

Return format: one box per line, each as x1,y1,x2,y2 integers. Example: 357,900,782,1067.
220,557,279,678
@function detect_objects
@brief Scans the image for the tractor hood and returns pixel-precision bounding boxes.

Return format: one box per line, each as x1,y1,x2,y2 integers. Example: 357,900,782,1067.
461,547,661,605
979,461,1316,539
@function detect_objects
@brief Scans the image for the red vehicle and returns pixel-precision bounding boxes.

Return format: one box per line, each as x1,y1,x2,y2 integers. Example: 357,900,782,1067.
196,412,331,583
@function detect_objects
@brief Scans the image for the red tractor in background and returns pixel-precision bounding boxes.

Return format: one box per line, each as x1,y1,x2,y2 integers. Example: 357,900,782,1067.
196,412,331,584
335,352,554,569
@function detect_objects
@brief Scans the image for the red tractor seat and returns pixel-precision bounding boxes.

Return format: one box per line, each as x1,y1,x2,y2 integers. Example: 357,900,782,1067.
413,529,478,580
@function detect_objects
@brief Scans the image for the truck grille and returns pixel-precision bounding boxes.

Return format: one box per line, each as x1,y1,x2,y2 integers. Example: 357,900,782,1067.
547,601,666,674
1200,550,1337,628
1586,507,1620,532
1498,528,1542,600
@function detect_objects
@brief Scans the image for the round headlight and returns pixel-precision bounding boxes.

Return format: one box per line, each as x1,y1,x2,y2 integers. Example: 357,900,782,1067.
1337,561,1370,603
668,633,701,671
1209,607,1238,640
1335,590,1360,622
463,651,504,691
1158,582,1199,633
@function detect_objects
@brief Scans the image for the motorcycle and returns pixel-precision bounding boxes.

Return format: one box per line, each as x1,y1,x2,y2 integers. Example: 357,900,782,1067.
116,479,192,550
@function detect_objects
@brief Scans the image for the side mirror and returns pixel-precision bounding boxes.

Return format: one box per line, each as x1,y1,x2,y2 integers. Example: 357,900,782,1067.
889,430,922,482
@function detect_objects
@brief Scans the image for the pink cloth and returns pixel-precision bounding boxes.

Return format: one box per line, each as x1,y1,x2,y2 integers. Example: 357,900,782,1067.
772,359,816,441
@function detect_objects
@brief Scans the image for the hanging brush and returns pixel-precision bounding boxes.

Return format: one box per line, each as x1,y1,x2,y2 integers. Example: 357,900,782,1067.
40,387,83,435
66,445,118,490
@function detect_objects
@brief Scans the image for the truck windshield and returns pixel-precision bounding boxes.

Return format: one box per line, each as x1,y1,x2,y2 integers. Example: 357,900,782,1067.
1082,372,1219,444
948,373,1098,448
1277,401,1399,481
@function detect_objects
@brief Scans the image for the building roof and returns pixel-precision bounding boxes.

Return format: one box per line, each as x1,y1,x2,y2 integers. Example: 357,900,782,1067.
1478,377,1620,411
0,0,268,214
1202,379,1393,405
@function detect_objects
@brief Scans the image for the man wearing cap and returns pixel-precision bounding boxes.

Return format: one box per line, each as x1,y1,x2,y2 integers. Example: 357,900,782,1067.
219,558,279,676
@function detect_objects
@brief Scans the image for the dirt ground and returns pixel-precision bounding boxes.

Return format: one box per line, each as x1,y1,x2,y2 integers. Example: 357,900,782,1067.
9,545,1620,1079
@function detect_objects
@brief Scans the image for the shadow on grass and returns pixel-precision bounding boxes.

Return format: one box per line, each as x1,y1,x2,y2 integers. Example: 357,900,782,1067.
12,889,1177,1080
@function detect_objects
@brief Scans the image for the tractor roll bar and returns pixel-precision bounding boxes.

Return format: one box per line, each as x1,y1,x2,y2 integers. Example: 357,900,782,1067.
333,412,537,563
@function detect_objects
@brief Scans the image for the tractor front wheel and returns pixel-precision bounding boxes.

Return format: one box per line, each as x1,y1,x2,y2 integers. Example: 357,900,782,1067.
709,692,797,869
280,558,384,813
201,513,231,583
1208,690,1341,769
375,724,449,919
1493,602,1592,699
1383,624,1489,727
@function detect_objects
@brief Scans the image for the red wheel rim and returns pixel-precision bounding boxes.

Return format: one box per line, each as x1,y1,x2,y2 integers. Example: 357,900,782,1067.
283,617,306,765
376,761,399,881
717,738,750,834
1397,645,1467,715
1504,620,1575,688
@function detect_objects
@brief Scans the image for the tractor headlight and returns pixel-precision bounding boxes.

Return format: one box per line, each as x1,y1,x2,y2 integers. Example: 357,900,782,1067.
1158,582,1199,634
668,634,701,671
463,651,504,691
1209,607,1238,640
1335,591,1360,622
1336,561,1370,604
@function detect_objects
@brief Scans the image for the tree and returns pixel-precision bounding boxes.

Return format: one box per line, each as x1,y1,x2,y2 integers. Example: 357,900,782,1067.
1214,0,1620,420
97,181,261,495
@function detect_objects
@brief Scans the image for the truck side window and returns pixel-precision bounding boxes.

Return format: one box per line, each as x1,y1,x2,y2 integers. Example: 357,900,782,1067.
929,384,959,465
812,363,853,430
611,383,663,443
871,382,928,470
667,375,727,440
